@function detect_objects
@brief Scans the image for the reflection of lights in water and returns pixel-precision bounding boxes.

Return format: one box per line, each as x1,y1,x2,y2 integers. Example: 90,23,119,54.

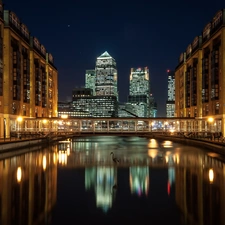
58,151,67,165
175,154,180,164
17,167,22,183
168,167,175,195
165,151,171,156
167,181,170,195
148,149,158,159
67,147,70,156
43,155,47,170
168,167,175,184
162,141,173,148
85,167,116,213
148,139,158,148
129,167,149,196
165,152,175,165
97,152,101,161
165,156,168,163
172,154,180,164
209,168,214,183
53,153,56,164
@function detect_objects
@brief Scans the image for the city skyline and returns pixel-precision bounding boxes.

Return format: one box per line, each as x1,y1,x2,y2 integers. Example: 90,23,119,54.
5,0,225,116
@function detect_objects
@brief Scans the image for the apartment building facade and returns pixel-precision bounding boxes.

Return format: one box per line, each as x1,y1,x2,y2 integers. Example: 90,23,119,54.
175,9,225,133
0,5,58,138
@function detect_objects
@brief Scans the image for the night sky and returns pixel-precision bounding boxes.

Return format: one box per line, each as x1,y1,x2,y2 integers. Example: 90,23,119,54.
4,0,225,116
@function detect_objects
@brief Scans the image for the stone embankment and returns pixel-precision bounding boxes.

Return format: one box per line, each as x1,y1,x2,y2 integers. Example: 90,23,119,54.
0,135,73,153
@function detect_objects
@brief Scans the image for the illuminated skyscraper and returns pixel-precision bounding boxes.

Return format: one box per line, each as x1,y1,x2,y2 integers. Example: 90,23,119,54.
95,51,118,100
85,69,96,96
129,67,149,96
166,70,175,117
128,67,150,117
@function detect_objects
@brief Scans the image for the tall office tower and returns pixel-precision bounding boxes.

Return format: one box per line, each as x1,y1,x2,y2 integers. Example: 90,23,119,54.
166,70,175,117
85,70,96,96
95,51,118,100
149,93,157,117
128,67,150,117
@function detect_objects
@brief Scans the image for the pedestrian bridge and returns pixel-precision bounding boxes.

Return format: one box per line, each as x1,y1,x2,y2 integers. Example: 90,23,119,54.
9,116,222,138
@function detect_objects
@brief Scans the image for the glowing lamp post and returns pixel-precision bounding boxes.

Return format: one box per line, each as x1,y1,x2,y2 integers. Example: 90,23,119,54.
208,117,214,132
17,116,23,131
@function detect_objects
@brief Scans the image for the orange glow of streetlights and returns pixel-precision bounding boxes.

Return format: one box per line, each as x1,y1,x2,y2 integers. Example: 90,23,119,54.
17,167,22,183
209,168,214,183
208,117,214,123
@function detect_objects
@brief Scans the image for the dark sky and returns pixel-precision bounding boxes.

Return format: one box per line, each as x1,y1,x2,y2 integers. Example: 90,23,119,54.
4,0,225,116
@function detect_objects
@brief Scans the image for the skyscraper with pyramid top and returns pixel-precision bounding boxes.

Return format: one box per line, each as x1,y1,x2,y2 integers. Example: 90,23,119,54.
95,51,118,101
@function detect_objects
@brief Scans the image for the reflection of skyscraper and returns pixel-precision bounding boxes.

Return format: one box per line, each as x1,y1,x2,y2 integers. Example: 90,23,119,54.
85,167,117,213
129,167,149,196
167,167,175,195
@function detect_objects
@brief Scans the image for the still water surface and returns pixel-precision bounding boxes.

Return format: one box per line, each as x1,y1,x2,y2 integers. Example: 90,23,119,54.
0,136,224,225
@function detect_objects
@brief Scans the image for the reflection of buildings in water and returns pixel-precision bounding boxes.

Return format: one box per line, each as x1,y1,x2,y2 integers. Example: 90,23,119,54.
148,139,159,149
165,152,176,166
129,167,149,196
58,139,71,153
58,151,69,165
175,153,225,225
57,140,71,165
167,167,175,195
71,138,100,151
85,167,117,213
0,147,57,225
162,140,173,148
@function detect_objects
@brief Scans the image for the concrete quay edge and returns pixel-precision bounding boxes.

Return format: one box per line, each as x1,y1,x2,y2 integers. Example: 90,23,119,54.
0,136,71,154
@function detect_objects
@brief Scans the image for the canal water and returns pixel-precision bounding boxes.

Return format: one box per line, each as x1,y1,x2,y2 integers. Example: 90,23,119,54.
0,136,224,225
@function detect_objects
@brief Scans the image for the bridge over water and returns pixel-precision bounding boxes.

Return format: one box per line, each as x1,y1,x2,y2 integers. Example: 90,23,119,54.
9,116,222,138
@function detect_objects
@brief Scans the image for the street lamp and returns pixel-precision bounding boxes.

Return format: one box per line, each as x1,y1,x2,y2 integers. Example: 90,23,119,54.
208,117,214,123
208,117,214,130
17,116,23,131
